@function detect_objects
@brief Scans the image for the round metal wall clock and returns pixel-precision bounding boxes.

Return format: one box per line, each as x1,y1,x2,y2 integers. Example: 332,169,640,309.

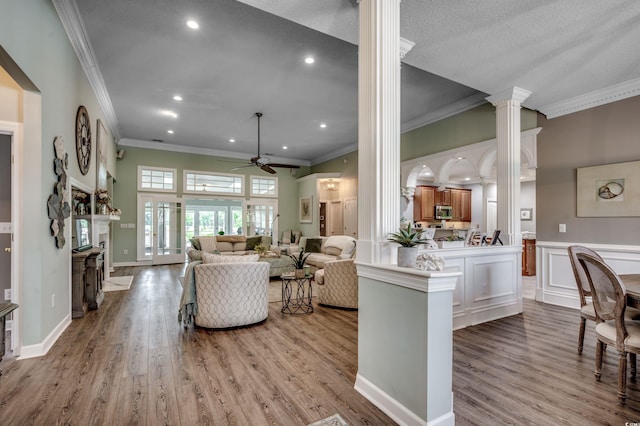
75,105,91,175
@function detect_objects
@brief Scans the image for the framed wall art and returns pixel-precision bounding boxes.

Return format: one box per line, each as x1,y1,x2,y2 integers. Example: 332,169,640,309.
577,160,640,217
96,119,108,191
520,208,532,221
299,196,312,223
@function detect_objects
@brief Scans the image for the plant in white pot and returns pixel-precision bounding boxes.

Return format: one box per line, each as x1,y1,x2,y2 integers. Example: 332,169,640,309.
388,224,430,267
289,249,311,278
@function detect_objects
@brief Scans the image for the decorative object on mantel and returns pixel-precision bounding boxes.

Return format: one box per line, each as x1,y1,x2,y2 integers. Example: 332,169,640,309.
416,253,445,271
388,223,430,267
94,189,121,217
72,189,89,215
47,136,72,248
96,119,108,190
75,105,91,175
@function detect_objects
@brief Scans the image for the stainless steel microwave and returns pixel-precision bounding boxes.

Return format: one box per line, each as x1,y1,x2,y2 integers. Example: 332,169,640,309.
435,205,453,219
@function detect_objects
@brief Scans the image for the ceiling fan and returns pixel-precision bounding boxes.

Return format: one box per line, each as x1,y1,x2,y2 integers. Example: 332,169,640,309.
231,112,301,174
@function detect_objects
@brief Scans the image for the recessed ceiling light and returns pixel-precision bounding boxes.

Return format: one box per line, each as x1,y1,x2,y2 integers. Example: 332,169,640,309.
424,172,432,176
229,139,235,143
160,110,178,118
304,57,315,64
457,156,464,160
167,130,174,134
186,20,199,29
173,95,183,101
282,146,288,150
422,164,426,168
320,123,327,128
464,177,471,181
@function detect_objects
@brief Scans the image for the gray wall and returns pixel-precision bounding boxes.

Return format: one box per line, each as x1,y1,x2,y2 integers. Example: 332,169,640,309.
537,95,640,243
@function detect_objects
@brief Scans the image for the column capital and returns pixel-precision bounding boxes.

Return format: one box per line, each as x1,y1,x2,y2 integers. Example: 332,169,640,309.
486,86,532,106
400,37,415,59
401,186,415,200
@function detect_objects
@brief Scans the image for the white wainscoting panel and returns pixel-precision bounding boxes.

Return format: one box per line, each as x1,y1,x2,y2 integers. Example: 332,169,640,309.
537,241,640,309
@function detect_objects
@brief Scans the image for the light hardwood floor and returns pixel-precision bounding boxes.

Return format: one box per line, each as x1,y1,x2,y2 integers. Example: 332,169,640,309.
2,265,640,425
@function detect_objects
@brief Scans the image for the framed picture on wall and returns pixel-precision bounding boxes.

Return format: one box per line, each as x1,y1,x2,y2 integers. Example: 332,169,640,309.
577,160,640,217
300,196,312,223
520,208,533,221
96,119,108,191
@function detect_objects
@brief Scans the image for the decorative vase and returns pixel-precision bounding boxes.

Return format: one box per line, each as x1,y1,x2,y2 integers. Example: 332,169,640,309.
295,268,305,278
397,246,418,268
99,204,108,215
77,203,86,215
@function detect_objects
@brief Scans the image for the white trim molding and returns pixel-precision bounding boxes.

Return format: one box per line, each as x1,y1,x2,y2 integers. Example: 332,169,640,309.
18,314,71,359
536,241,640,309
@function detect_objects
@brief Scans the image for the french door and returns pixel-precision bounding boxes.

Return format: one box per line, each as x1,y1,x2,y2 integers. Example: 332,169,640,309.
138,194,185,264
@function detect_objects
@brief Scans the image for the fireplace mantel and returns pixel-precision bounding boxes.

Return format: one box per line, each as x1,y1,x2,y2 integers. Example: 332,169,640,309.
92,215,119,280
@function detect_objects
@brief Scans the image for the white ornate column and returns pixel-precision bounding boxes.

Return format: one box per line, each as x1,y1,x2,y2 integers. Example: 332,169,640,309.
486,87,531,245
357,0,402,264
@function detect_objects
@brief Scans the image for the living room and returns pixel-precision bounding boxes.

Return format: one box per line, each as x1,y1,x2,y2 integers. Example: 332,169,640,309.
2,1,640,424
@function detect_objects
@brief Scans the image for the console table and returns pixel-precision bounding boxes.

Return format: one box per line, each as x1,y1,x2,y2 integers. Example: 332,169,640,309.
72,247,105,318
0,302,18,375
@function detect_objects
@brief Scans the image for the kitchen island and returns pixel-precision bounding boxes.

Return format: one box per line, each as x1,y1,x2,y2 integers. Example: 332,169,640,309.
422,244,522,330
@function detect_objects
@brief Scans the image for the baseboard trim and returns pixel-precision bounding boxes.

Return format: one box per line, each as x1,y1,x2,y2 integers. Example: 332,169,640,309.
18,313,71,359
355,373,453,426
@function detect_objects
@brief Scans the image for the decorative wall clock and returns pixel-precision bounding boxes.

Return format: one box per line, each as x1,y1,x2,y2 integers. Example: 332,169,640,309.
75,105,91,175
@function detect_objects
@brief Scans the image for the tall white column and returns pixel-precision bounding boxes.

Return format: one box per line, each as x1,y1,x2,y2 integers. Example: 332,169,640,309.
357,0,401,265
486,87,531,246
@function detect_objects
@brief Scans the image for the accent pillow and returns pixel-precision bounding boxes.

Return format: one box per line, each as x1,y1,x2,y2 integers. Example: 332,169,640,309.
305,238,323,253
246,236,263,251
293,231,301,244
325,246,342,256
190,237,201,251
202,253,260,264
199,236,218,253
281,230,292,245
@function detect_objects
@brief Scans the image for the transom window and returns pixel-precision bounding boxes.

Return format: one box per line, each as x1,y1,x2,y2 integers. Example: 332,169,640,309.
184,170,244,195
250,176,278,198
138,166,176,192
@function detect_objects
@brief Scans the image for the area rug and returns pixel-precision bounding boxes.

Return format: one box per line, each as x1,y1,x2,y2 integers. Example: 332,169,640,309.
307,414,348,426
103,275,134,292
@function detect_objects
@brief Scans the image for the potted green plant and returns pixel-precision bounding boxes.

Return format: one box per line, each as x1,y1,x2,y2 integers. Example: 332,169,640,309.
289,249,311,278
388,224,430,267
254,243,268,256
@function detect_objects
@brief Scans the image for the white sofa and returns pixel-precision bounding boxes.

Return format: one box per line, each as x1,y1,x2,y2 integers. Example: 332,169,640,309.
290,235,357,273
187,235,279,262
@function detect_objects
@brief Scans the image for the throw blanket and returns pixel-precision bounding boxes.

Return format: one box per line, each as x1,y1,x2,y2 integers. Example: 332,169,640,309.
178,260,201,327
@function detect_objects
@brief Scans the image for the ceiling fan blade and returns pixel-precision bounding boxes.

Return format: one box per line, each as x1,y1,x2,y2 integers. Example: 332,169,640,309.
267,163,301,169
260,164,277,174
230,164,254,171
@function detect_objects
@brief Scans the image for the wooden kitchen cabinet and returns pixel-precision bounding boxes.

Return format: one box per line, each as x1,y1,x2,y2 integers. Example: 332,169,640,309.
522,239,536,276
450,188,472,221
414,185,472,222
414,186,435,221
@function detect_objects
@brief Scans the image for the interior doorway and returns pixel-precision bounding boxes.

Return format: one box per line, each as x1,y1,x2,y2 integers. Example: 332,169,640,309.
0,134,11,303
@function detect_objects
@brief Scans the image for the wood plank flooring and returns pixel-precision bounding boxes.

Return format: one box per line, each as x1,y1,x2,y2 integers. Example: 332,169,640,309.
3,265,640,424
0,264,391,425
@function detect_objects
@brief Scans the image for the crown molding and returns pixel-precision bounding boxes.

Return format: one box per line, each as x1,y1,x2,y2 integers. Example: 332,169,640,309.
310,142,358,166
52,0,120,140
401,93,488,134
539,77,640,119
118,138,311,166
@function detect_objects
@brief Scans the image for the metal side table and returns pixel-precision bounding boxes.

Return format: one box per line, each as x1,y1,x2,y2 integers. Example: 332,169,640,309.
281,273,313,314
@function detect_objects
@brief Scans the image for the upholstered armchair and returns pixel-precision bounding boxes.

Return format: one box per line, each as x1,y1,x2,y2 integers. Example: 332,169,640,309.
314,259,358,309
193,261,270,328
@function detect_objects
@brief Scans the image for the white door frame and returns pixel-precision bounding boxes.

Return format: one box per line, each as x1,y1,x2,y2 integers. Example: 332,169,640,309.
0,120,22,356
137,193,185,264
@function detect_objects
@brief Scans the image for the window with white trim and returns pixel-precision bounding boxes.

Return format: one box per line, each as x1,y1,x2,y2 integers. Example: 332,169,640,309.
250,175,278,198
138,166,176,192
184,170,244,196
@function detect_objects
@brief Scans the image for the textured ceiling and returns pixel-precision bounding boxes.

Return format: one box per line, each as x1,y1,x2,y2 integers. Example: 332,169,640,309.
69,0,640,168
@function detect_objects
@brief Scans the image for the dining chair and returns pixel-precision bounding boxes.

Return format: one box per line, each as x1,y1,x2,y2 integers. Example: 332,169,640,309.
577,251,640,404
568,245,604,354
